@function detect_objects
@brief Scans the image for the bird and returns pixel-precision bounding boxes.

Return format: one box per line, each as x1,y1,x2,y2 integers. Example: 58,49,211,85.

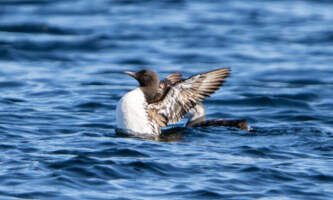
116,68,231,138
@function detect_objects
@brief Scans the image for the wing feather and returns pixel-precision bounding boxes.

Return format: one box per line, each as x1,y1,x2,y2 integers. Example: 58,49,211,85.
164,72,182,85
159,72,182,88
149,68,230,126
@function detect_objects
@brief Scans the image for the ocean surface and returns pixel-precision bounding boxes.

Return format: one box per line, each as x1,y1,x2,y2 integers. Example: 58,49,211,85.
1,0,333,199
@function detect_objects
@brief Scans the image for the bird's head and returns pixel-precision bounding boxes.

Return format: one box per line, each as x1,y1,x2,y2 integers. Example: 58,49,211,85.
124,69,159,87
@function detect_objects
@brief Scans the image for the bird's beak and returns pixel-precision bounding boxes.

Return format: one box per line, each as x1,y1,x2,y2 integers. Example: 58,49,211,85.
123,71,136,79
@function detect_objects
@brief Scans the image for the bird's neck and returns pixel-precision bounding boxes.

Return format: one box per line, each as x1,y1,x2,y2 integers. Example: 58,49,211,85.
140,85,159,104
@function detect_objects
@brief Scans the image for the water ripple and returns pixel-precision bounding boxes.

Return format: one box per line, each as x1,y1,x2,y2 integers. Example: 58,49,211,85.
0,0,332,199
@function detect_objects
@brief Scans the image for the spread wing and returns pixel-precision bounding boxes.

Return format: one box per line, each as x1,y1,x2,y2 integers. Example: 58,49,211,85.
156,72,183,102
148,68,230,127
165,72,182,84
159,72,182,87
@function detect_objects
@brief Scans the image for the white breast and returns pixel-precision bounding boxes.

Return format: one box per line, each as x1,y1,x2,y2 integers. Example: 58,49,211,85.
116,88,155,135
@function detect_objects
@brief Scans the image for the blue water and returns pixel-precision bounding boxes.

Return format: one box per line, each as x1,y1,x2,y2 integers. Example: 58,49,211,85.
1,0,333,199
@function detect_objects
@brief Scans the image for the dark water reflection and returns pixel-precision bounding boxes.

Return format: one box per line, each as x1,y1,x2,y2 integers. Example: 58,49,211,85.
0,0,333,199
